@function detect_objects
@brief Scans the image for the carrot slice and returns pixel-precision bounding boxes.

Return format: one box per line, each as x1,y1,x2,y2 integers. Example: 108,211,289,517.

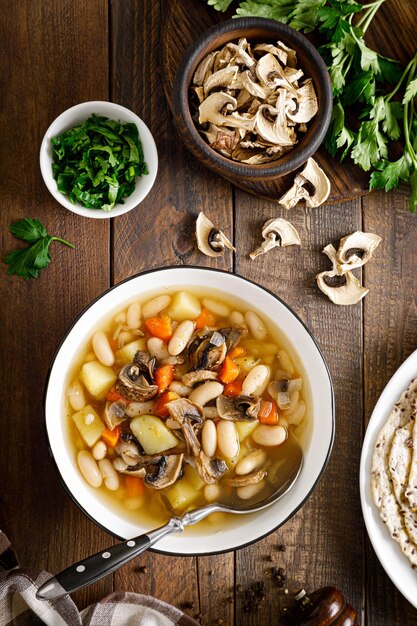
106,388,124,403
154,390,179,417
223,379,243,397
219,356,240,384
125,476,144,497
258,400,279,425
155,365,175,394
101,425,122,448
145,315,173,341
228,346,246,360
195,307,216,330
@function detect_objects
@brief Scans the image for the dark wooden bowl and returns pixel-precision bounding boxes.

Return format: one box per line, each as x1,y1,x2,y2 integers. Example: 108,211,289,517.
172,17,333,182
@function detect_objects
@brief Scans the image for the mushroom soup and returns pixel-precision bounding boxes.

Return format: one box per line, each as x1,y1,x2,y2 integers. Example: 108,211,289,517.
66,289,310,530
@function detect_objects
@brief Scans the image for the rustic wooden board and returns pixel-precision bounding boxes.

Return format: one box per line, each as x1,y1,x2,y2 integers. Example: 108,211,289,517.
161,0,416,206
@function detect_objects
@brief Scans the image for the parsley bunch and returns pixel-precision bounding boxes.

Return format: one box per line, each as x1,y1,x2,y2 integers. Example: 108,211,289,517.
4,219,74,280
206,0,417,211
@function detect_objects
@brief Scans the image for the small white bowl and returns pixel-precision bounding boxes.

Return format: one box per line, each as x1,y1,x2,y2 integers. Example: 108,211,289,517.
44,268,334,555
39,101,158,219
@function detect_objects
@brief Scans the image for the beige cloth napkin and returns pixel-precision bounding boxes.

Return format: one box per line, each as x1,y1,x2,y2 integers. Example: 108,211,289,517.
0,531,198,626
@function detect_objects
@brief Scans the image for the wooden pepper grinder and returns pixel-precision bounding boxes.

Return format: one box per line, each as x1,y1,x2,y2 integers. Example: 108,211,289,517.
281,586,358,626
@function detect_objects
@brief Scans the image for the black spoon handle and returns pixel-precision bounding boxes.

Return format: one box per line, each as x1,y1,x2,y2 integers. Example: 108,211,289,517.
36,521,178,600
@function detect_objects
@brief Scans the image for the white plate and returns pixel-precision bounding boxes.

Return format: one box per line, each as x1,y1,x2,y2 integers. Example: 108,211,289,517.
360,348,417,607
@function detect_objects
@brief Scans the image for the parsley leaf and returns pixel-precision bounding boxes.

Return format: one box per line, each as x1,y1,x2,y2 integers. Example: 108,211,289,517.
403,78,417,105
342,70,375,105
369,155,411,192
289,0,325,33
236,0,294,21
325,102,355,159
207,0,234,10
4,219,75,280
9,218,48,243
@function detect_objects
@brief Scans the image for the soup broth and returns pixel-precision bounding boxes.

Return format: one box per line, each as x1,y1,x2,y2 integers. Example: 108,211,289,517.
65,288,310,532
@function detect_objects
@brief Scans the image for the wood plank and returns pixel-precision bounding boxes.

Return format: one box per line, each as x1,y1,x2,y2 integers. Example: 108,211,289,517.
0,0,111,609
110,1,234,620
233,193,364,624
363,189,417,625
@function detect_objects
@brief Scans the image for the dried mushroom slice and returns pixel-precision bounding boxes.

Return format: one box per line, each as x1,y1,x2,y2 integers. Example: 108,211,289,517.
198,92,237,125
278,158,331,209
191,37,318,164
250,218,301,260
196,212,235,258
336,231,382,273
316,270,368,305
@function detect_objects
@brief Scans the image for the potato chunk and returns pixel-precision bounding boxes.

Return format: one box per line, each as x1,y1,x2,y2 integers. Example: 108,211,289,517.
130,415,179,455
167,291,201,321
165,479,200,511
115,338,147,364
72,405,105,447
80,361,117,400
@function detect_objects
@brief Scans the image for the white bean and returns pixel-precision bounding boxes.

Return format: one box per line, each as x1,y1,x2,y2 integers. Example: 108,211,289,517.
125,400,155,417
252,424,287,447
203,406,220,419
142,295,171,319
235,449,267,476
204,484,220,502
202,419,217,457
67,380,86,411
77,451,102,488
237,481,265,500
92,440,107,461
286,401,306,426
217,421,239,459
277,349,295,374
169,380,192,396
242,365,270,396
188,381,224,406
202,298,231,318
229,310,245,326
168,320,195,356
147,337,170,360
245,311,268,340
126,302,141,329
99,458,120,491
279,417,289,429
92,331,115,367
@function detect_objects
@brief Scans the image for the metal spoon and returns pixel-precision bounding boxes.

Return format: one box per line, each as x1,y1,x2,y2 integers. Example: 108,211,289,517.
37,444,302,600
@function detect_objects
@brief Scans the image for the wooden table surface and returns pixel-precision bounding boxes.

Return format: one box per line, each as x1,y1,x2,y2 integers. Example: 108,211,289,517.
1,1,417,624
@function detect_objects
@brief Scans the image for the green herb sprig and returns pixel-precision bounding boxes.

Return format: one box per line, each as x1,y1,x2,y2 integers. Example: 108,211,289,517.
207,0,417,211
4,219,75,280
51,114,148,212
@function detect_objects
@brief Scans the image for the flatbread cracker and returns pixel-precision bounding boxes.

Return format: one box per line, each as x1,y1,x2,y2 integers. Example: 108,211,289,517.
389,420,417,546
406,414,417,509
371,378,417,567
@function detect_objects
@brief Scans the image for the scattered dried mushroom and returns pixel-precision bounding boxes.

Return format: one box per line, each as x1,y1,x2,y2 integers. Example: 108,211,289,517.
316,231,381,305
191,38,318,164
250,218,301,259
278,158,331,209
196,211,235,257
